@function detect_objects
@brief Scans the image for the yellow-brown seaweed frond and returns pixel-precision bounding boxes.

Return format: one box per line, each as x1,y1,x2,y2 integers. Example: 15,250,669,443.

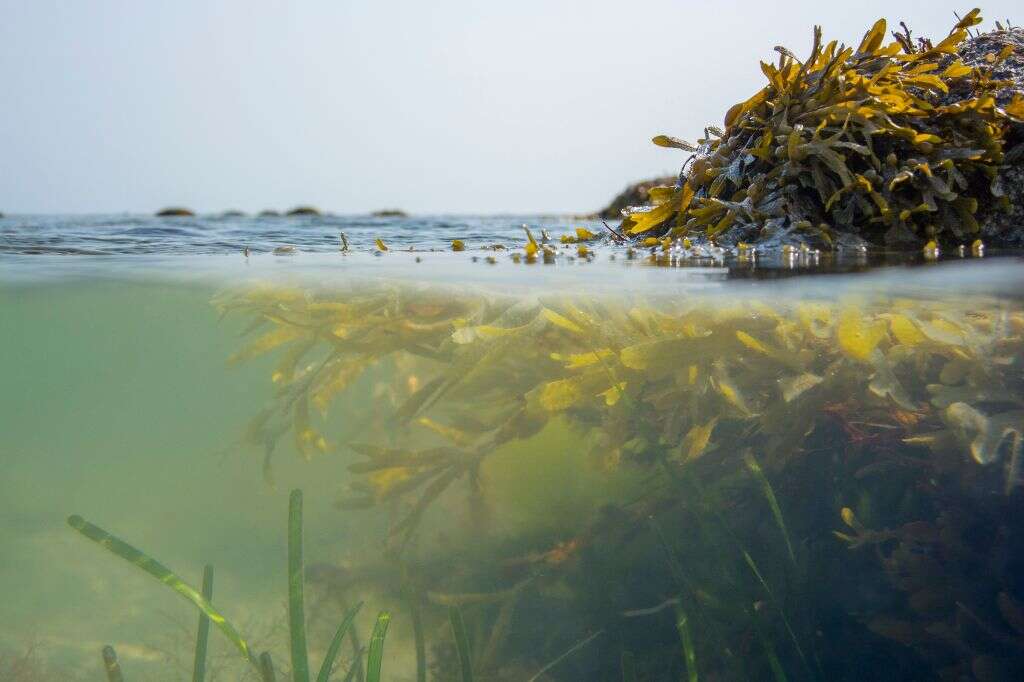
623,9,1023,247
220,282,1024,526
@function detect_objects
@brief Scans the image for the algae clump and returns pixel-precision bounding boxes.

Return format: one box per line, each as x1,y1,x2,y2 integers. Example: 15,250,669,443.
623,9,1024,248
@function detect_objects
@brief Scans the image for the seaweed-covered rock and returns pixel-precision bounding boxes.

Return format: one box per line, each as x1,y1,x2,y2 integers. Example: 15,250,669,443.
597,176,676,219
621,12,1024,249
371,209,408,218
286,206,321,216
959,27,1024,246
155,207,195,217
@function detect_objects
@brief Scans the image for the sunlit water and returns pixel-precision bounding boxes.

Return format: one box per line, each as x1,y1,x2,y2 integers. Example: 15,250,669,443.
2,215,1024,681
0,213,602,255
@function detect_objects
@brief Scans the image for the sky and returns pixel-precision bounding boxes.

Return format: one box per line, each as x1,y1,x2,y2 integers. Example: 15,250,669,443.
0,1,1017,214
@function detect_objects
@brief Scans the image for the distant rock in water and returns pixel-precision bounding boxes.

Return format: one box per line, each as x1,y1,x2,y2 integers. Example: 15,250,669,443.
155,207,195,217
371,209,408,218
597,177,676,219
220,210,246,217
258,210,281,217
286,206,321,216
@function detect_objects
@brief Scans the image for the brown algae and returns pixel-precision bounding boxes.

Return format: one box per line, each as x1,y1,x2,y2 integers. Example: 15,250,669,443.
212,275,1024,680
622,9,1024,248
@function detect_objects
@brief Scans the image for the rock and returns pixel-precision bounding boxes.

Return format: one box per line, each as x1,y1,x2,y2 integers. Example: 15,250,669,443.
258,210,281,217
371,209,408,218
959,27,1024,247
597,177,676,219
155,207,195,217
286,206,321,216
220,210,246,218
614,24,1024,249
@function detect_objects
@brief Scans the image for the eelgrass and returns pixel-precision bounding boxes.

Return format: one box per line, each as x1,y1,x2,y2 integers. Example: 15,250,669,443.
743,451,797,569
448,605,474,682
741,550,811,678
674,604,698,682
403,585,426,682
317,602,363,682
288,490,311,682
364,612,391,682
525,630,604,682
620,651,637,682
259,652,277,682
68,490,387,681
192,564,214,682
67,514,254,663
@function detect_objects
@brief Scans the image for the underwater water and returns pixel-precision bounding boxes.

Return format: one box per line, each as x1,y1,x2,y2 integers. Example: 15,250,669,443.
2,237,1024,681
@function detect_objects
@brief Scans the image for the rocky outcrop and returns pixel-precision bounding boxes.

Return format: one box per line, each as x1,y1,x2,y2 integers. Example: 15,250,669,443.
961,27,1024,246
155,207,195,217
286,206,321,216
613,21,1024,248
371,209,408,218
597,176,676,219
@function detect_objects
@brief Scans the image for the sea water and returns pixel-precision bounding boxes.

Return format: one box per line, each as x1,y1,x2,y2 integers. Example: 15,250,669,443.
2,218,1023,681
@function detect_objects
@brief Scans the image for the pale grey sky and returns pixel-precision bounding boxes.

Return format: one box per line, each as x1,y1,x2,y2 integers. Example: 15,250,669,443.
0,1,1016,214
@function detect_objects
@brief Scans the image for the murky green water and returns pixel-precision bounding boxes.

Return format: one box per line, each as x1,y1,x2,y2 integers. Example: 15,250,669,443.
2,259,1023,681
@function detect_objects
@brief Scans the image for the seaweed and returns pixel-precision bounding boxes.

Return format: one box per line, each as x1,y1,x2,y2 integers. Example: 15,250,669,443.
364,612,391,682
621,9,1024,247
192,564,214,682
68,490,386,681
215,276,1023,679
448,605,474,682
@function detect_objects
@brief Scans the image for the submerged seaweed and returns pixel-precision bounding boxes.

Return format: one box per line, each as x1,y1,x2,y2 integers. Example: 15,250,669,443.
214,277,1024,680
621,9,1024,248
68,490,385,682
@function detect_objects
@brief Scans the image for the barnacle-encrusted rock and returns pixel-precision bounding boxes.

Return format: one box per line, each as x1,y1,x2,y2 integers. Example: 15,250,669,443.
597,176,677,219
622,11,1024,248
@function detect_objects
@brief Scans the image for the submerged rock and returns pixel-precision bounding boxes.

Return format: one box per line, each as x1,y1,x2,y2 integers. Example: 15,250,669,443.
258,209,281,217
155,207,195,217
220,210,246,218
286,206,321,216
371,209,408,217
